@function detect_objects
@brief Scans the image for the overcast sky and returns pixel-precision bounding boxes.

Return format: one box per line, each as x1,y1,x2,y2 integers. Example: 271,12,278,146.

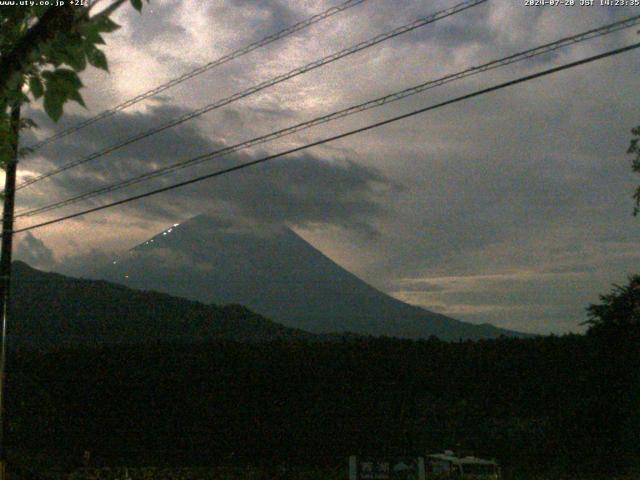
12,0,640,334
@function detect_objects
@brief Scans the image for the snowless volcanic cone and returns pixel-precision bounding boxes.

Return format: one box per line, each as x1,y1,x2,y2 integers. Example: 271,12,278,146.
93,213,527,341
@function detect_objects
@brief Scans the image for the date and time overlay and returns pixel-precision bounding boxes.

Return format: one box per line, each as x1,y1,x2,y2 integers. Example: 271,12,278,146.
1,0,638,8
525,0,639,6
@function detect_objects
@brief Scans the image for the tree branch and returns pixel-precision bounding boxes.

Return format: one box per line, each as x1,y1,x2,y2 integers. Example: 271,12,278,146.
0,0,126,104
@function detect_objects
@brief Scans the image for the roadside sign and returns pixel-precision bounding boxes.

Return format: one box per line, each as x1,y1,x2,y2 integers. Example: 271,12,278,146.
349,456,425,480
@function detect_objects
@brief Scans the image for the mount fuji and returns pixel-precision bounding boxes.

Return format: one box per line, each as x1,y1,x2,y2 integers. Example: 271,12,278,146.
90,214,526,341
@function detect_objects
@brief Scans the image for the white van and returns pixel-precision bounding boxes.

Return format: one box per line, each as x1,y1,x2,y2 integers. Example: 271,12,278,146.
426,452,501,479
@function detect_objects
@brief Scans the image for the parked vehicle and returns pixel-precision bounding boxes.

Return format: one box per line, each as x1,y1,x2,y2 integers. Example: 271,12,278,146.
426,452,500,479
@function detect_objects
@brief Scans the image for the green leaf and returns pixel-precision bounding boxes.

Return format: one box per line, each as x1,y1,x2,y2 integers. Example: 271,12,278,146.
43,89,64,122
52,68,83,90
68,88,86,108
86,31,106,45
29,75,44,99
32,4,49,16
94,16,120,33
41,69,86,113
62,44,87,72
78,22,106,44
86,47,108,71
130,0,143,11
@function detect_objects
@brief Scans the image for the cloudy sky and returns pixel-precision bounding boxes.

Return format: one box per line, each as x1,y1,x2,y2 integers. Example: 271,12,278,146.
12,0,640,334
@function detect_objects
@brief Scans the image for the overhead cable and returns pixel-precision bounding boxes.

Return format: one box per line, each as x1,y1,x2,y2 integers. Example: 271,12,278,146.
25,0,371,152
16,0,488,190
17,14,640,219
12,41,640,235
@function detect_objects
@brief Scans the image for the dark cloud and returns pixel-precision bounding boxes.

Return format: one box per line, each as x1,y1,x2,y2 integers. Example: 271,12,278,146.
15,232,55,270
20,104,394,234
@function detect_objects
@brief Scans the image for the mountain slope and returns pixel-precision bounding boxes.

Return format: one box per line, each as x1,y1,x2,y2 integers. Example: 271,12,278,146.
90,214,526,340
10,261,314,348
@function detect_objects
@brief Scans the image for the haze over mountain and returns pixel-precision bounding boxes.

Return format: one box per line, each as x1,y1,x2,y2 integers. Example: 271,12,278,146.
90,214,526,340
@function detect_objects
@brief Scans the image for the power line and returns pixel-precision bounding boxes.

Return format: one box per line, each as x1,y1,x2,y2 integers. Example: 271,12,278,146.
24,0,371,152
16,0,488,191
11,41,640,236
16,14,640,219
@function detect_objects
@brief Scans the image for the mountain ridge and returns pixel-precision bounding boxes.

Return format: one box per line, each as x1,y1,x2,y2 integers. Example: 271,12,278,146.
9,261,320,348
90,214,528,340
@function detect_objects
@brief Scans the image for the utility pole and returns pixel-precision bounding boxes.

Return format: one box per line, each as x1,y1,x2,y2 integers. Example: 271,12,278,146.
0,103,21,480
